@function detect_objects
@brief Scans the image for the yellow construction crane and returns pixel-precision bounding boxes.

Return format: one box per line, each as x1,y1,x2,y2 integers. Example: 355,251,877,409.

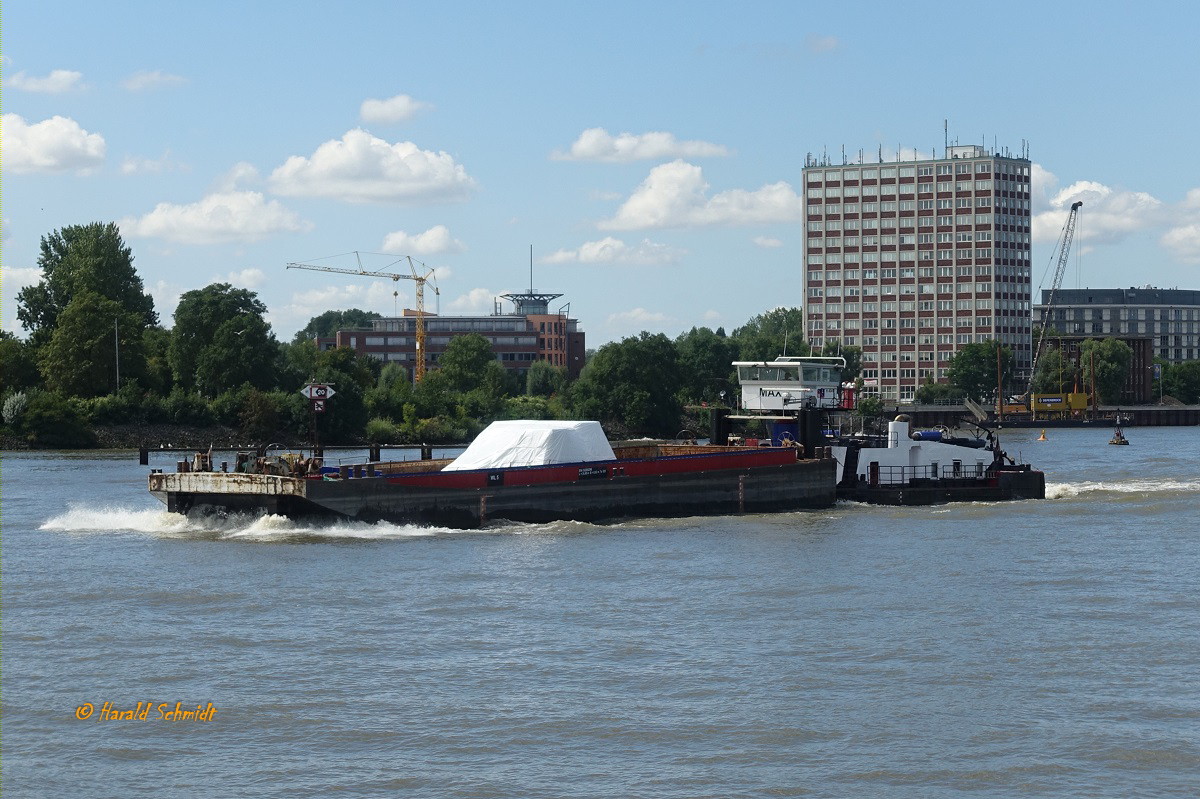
286,252,439,380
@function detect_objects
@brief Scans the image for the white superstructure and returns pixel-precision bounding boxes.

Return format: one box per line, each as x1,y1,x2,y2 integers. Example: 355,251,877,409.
831,416,989,484
735,356,845,412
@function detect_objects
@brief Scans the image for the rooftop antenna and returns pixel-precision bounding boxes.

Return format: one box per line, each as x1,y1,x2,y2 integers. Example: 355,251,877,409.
841,144,845,164
944,119,948,158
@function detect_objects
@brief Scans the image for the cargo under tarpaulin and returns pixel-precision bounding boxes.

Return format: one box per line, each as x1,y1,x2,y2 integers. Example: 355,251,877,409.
443,420,616,471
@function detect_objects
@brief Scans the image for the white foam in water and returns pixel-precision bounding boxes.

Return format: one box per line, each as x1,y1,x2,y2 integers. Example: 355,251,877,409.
223,514,450,541
1046,479,1200,500
40,504,460,541
41,506,199,535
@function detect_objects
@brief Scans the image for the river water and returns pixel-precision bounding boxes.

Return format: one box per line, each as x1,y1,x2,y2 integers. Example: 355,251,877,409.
3,427,1199,797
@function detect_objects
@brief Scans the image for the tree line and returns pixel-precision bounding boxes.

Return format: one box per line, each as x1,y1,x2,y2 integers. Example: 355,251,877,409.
4,223,1197,448
0,224,834,446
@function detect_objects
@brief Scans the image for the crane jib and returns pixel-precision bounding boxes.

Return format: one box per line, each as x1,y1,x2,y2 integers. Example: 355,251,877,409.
1028,201,1082,397
286,253,440,380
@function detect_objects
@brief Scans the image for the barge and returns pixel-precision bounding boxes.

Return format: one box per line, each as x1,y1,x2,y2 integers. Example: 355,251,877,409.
149,420,837,527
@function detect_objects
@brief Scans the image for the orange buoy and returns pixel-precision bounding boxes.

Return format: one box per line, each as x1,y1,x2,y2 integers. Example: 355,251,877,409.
1037,429,1047,441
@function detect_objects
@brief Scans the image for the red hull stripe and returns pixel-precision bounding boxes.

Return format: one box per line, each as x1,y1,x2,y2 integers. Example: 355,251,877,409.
384,449,798,490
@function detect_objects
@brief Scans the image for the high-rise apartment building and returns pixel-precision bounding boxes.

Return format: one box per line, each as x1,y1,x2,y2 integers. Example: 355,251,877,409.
802,144,1033,401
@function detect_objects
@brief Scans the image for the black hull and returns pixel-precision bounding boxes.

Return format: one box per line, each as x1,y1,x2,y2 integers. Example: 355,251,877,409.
157,459,838,528
837,468,1045,506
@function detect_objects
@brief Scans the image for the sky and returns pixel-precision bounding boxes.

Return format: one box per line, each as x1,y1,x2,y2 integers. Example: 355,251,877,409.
4,0,1200,346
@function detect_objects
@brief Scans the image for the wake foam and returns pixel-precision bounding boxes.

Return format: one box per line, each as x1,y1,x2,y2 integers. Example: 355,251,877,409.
1046,479,1200,500
39,505,461,541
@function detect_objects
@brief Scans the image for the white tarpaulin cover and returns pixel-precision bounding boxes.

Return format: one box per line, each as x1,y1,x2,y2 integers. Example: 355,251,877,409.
443,420,616,471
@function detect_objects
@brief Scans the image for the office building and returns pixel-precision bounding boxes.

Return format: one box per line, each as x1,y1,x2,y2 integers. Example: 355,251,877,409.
319,289,586,380
802,144,1033,401
1034,287,1200,364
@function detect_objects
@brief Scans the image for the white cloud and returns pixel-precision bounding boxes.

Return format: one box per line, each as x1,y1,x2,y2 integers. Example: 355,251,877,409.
607,308,670,325
599,160,805,230
553,128,728,163
446,287,495,314
1161,223,1200,264
221,268,267,289
147,279,183,325
752,235,783,248
541,236,683,265
703,310,722,321
3,265,41,289
120,151,186,175
2,266,43,335
804,34,839,54
381,225,466,255
119,190,311,244
1162,190,1200,263
1031,168,1163,246
360,94,430,123
7,69,83,93
2,114,105,174
268,129,476,203
213,161,261,192
122,70,186,91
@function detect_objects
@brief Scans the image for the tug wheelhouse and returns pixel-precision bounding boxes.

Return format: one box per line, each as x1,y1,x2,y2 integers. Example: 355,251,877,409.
734,356,845,412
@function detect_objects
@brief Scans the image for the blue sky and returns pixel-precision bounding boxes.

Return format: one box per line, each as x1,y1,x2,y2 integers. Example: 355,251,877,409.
4,0,1199,345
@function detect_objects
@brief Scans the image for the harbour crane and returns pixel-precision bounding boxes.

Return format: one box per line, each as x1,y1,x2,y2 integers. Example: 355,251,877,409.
287,252,440,380
1026,200,1083,399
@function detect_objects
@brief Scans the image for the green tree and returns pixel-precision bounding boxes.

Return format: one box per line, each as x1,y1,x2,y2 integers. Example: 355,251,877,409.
436,333,498,393
307,346,377,442
292,309,382,344
675,326,737,404
366,363,415,420
914,379,962,404
17,222,156,345
525,360,567,398
37,291,147,397
730,307,808,362
20,390,96,447
142,326,174,396
855,394,883,418
169,283,276,395
1031,348,1072,394
821,341,863,383
946,340,1013,403
194,313,279,396
1080,338,1133,404
1165,361,1200,404
277,339,321,393
238,388,282,440
0,331,41,395
569,332,682,436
